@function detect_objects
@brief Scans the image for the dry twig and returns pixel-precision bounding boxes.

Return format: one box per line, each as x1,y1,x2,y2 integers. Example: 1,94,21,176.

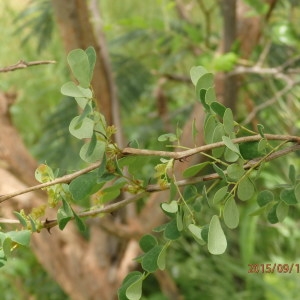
0,60,56,73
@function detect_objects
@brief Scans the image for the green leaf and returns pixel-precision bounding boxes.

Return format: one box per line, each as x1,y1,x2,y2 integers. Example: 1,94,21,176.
0,249,7,268
97,155,107,178
2,238,12,257
188,224,206,245
139,235,158,252
57,198,73,230
211,101,226,118
213,52,238,71
190,66,208,86
204,115,217,144
227,164,245,181
249,205,270,216
158,133,178,142
176,206,184,231
223,108,234,135
276,201,289,222
196,73,214,91
237,177,255,201
141,245,163,273
257,190,274,207
199,89,210,111
86,132,97,157
100,183,126,204
295,183,300,202
69,116,94,139
240,142,261,160
212,164,227,181
257,124,265,138
289,165,296,184
267,204,279,224
77,102,92,125
79,140,105,163
97,173,115,186
212,124,225,158
118,272,143,300
6,230,31,246
213,186,228,205
125,274,144,300
61,81,92,98
74,97,89,109
202,185,209,207
224,147,239,162
67,49,91,88
183,185,198,200
164,219,181,240
205,87,216,104
169,180,177,201
280,188,297,205
28,215,37,232
152,223,168,233
73,210,86,232
192,118,199,144
208,215,227,255
99,178,127,204
201,224,209,242
35,164,55,183
69,172,98,201
223,197,239,229
161,200,178,214
257,139,267,154
157,244,168,270
85,46,96,83
14,212,28,227
183,162,210,178
192,196,202,213
222,136,240,155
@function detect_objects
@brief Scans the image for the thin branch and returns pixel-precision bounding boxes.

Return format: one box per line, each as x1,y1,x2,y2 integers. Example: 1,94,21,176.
0,162,100,203
0,60,56,73
123,134,300,159
43,191,149,230
0,134,299,204
228,65,293,84
280,54,300,71
256,41,272,67
242,79,300,125
33,143,300,230
2,144,300,229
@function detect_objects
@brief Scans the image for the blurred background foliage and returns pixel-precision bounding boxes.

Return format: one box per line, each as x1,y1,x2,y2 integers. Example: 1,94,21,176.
1,0,300,299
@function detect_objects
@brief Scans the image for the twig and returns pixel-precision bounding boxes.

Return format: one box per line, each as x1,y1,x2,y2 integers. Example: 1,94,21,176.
256,41,271,67
123,134,300,159
43,191,149,229
0,60,56,73
0,162,100,203
2,144,300,229
242,79,300,125
0,134,299,204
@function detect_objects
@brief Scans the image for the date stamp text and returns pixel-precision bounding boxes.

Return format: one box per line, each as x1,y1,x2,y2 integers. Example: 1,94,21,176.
248,263,300,274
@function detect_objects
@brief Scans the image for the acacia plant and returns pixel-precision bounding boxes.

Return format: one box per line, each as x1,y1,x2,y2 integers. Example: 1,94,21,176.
1,47,300,300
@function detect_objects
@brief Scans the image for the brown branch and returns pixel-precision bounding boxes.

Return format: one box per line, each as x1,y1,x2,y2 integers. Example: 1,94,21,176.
0,60,56,73
0,162,100,203
0,134,299,204
123,134,300,160
242,79,300,125
1,144,300,229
